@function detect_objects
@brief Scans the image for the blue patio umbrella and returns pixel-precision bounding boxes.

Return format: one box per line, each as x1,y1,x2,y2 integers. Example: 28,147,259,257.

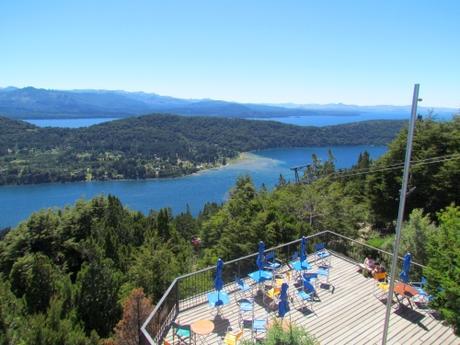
399,252,412,283
278,282,289,318
300,236,308,263
214,258,224,305
256,241,265,272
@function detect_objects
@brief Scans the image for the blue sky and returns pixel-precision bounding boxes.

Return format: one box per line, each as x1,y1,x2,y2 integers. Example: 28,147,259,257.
0,0,459,107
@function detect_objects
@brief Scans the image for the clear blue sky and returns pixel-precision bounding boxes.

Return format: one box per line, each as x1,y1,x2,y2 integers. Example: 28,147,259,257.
1,0,459,107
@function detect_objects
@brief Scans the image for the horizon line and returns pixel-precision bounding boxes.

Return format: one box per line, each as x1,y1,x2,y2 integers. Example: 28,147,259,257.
0,85,458,110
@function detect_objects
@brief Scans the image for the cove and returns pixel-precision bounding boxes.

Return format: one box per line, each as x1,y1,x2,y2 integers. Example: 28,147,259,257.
0,145,387,228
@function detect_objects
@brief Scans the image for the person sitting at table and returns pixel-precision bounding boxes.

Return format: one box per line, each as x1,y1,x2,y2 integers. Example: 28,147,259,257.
358,256,376,276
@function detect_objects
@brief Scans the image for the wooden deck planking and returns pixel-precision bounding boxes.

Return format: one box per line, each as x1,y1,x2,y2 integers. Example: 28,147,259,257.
164,254,458,345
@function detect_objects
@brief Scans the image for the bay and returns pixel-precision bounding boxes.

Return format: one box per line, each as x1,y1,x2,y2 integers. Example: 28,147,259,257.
0,145,386,228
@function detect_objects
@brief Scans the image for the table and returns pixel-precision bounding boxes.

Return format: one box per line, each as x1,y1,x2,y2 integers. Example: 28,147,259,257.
291,260,312,272
394,282,419,309
191,319,214,344
248,270,273,283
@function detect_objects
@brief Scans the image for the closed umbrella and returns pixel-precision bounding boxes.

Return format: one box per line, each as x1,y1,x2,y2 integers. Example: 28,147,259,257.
214,258,224,305
300,236,308,263
278,283,289,318
399,252,412,283
256,241,265,276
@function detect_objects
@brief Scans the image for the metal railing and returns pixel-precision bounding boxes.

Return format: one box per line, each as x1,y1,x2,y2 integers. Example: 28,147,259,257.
140,230,425,344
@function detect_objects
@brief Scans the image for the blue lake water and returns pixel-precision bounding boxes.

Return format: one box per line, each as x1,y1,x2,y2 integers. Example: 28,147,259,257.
0,145,386,228
247,112,453,127
25,118,119,128
24,110,454,129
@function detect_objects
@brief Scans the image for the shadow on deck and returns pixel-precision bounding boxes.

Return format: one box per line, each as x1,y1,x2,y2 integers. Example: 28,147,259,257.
165,254,458,345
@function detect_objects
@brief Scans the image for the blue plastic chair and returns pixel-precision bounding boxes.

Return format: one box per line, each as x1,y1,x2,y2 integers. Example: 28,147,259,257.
411,276,428,295
303,272,319,287
316,265,330,286
172,322,191,345
264,251,282,271
252,313,268,341
237,298,254,328
288,251,299,269
235,276,252,301
315,243,331,266
296,279,316,312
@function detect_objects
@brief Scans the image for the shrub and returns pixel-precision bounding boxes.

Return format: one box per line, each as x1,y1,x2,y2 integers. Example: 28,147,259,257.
240,321,319,345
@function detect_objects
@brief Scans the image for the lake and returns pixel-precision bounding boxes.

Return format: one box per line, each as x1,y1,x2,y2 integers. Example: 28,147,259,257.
24,110,454,128
0,145,386,228
247,111,454,127
25,117,119,128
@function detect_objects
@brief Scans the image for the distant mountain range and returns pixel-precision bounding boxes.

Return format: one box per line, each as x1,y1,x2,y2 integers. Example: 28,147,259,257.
0,86,457,120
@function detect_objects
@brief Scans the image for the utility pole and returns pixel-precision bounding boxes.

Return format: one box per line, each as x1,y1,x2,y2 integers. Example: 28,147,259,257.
381,84,421,345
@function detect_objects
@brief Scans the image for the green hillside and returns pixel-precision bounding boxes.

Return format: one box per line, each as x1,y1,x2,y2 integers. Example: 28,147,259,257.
0,117,458,344
0,114,405,185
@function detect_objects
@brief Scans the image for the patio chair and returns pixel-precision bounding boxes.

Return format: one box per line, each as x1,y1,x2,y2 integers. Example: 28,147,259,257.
264,251,282,272
303,272,319,288
314,242,331,266
411,276,428,295
412,293,434,310
237,298,254,328
263,285,281,310
287,251,299,269
252,313,269,341
373,272,389,300
273,273,285,288
295,279,316,312
223,326,244,345
171,322,191,345
316,265,330,286
235,276,252,300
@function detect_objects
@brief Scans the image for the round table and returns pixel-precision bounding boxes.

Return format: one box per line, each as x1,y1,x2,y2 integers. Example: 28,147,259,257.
191,319,214,344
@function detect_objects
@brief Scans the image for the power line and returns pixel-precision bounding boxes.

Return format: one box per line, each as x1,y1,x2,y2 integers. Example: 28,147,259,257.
293,153,460,182
339,153,460,174
333,154,460,179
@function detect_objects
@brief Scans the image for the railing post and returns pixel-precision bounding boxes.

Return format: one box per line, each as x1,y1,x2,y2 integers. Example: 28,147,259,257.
175,279,179,315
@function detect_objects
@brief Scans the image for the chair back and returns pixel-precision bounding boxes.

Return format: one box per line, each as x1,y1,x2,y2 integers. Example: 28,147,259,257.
172,321,191,332
303,279,316,294
373,272,387,282
265,251,275,261
421,276,427,286
303,272,318,280
315,242,326,252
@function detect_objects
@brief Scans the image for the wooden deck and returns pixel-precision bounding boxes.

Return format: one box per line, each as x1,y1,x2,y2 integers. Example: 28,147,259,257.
166,254,459,345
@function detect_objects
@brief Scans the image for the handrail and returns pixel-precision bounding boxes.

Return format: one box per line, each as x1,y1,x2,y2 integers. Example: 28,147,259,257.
173,231,330,280
325,230,426,269
140,230,425,344
140,276,179,344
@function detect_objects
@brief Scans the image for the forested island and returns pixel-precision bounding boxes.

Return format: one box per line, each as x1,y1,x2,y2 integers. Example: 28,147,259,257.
0,117,458,344
0,114,404,185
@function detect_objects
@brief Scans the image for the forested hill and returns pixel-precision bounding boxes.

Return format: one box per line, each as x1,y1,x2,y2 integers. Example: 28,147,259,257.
0,114,405,185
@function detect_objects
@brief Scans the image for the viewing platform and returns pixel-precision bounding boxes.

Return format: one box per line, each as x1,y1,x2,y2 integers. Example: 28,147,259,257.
141,231,459,345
